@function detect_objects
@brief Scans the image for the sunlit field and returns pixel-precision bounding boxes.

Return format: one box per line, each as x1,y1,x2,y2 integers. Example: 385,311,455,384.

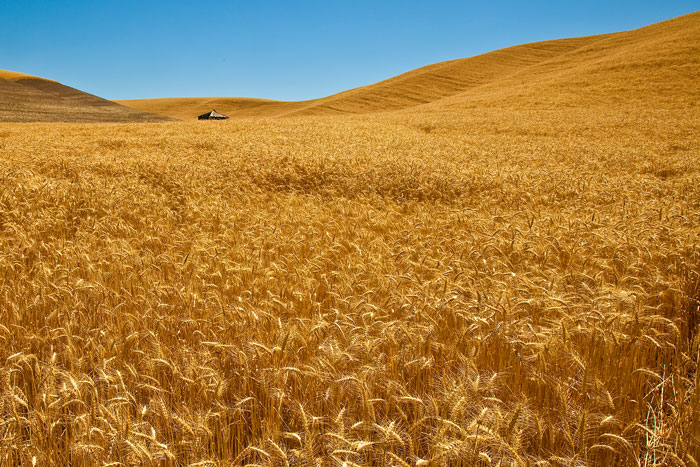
0,107,698,465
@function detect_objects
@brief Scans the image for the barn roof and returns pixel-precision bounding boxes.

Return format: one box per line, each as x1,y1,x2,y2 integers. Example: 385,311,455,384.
198,110,228,119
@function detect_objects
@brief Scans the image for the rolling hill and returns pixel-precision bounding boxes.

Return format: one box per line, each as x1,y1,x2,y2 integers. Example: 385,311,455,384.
425,8,700,113
112,96,309,120
0,70,171,122
117,10,699,119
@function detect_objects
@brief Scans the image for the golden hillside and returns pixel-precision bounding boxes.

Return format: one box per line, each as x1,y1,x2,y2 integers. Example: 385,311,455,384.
115,34,609,119
117,11,699,119
427,9,700,112
0,70,171,122
116,34,607,119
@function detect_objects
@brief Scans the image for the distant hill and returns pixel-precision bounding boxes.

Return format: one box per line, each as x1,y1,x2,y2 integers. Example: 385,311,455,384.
0,70,171,122
117,10,699,119
113,96,307,120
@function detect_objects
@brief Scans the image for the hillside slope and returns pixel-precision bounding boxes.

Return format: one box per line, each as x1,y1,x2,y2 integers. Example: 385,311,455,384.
0,71,171,122
116,34,609,119
117,10,699,119
424,9,700,112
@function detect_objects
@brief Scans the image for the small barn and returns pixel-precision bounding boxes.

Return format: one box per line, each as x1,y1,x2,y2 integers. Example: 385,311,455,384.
198,110,228,120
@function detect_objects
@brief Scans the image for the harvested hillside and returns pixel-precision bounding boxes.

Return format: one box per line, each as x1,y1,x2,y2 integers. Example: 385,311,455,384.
118,11,699,119
0,70,171,122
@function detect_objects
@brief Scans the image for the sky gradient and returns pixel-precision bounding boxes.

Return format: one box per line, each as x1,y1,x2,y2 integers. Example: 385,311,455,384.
1,1,697,101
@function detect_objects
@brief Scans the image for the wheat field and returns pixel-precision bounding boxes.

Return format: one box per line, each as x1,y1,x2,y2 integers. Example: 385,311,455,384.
0,105,698,465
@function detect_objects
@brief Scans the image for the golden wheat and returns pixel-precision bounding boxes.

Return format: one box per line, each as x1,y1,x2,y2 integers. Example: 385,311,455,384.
0,105,698,466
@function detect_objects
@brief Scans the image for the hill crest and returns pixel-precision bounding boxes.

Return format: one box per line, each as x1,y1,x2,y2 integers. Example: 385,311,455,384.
0,70,171,122
0,69,55,82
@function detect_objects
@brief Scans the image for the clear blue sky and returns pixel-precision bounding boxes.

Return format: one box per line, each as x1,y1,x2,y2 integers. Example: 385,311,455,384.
1,1,697,100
